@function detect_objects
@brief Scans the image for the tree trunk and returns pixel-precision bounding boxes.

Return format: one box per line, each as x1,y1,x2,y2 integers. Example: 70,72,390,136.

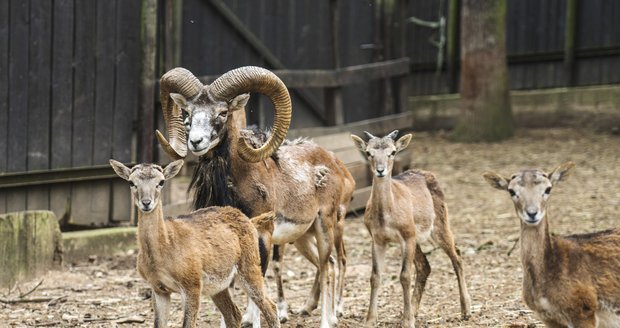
453,0,513,142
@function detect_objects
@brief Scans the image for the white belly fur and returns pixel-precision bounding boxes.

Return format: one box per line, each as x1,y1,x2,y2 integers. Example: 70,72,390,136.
202,267,237,296
272,220,313,245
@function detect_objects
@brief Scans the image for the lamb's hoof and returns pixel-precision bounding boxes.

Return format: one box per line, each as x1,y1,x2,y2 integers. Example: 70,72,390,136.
279,315,288,324
277,302,288,323
241,322,253,328
461,312,471,321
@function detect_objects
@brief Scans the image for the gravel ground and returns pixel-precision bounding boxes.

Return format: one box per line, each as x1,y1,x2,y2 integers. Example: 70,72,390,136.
2,128,619,327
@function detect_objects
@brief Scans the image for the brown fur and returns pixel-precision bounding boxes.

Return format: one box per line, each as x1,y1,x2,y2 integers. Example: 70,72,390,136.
173,92,355,327
484,162,620,327
352,131,471,328
110,160,279,328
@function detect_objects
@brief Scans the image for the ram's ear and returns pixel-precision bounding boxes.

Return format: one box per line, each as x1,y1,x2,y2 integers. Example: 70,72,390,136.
164,160,184,180
109,159,131,181
351,134,366,153
548,161,575,186
229,93,250,112
483,172,510,191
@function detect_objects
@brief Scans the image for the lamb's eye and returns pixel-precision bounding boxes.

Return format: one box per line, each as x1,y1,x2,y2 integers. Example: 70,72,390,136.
508,189,516,197
158,180,165,187
129,181,135,188
390,150,396,156
544,187,552,195
366,151,372,158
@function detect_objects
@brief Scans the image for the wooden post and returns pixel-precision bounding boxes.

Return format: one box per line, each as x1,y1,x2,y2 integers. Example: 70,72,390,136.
327,0,344,125
446,0,459,92
139,0,157,163
0,211,63,287
564,0,577,86
163,0,183,71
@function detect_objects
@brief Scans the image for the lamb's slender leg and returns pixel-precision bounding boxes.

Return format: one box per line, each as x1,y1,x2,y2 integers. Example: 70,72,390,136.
366,241,386,326
271,244,289,323
212,289,243,328
153,291,171,328
431,218,471,319
411,244,431,317
334,208,347,317
239,274,280,328
293,234,321,315
400,237,417,328
314,215,336,328
181,286,202,328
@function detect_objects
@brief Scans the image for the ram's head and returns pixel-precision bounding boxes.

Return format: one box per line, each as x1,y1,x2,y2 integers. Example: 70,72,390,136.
156,66,292,163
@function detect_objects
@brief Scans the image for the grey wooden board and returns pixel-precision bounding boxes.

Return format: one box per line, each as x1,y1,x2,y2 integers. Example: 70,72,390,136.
70,181,110,226
0,0,8,174
49,184,71,223
111,181,132,223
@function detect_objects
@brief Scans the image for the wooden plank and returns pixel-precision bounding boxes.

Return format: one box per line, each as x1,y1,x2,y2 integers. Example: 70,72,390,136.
93,0,117,165
111,180,132,223
72,0,96,167
139,0,157,163
312,132,359,151
27,0,53,210
113,0,140,162
50,0,74,222
112,0,141,225
288,111,414,139
71,0,99,225
564,0,577,86
0,0,8,175
7,0,30,211
206,0,324,122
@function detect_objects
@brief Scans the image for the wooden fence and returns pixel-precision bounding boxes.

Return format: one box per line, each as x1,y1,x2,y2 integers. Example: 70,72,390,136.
2,0,620,227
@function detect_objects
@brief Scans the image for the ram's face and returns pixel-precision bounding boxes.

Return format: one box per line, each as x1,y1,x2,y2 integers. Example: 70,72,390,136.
170,93,249,156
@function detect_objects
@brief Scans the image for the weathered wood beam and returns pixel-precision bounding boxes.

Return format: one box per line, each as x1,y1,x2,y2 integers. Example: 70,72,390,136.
0,165,127,189
205,0,325,122
196,58,411,88
564,0,577,86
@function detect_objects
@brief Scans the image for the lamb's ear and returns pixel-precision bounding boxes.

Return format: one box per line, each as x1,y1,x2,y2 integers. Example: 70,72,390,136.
548,161,575,185
109,159,131,181
229,93,250,112
351,134,366,153
395,133,412,152
483,172,510,191
163,160,184,180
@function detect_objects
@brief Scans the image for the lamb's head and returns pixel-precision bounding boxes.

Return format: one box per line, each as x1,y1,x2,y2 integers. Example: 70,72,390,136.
156,66,292,163
109,159,183,213
351,130,412,178
483,162,575,226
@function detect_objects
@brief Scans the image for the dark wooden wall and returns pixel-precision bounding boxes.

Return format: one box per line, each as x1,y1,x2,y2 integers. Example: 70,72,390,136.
2,0,620,226
0,0,141,226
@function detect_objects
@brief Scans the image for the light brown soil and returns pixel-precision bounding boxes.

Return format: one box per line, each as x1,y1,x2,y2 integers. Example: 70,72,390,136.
2,128,619,327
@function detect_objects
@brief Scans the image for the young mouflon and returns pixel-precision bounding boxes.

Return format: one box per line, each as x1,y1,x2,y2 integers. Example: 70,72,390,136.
484,162,620,327
351,130,471,328
109,159,279,328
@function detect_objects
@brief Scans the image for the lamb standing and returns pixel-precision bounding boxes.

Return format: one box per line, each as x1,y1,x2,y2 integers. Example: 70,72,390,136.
109,159,279,328
484,162,620,327
351,130,471,328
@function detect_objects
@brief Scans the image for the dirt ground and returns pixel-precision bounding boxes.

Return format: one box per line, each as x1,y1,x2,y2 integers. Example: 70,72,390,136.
2,128,619,327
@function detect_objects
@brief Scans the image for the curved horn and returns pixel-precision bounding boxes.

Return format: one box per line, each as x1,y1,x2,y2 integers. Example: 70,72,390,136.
156,67,204,159
208,66,291,163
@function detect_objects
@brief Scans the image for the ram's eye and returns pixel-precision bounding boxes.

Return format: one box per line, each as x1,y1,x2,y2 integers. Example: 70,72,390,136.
508,189,516,197
219,110,228,118
129,181,135,188
158,180,165,187
544,187,552,195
